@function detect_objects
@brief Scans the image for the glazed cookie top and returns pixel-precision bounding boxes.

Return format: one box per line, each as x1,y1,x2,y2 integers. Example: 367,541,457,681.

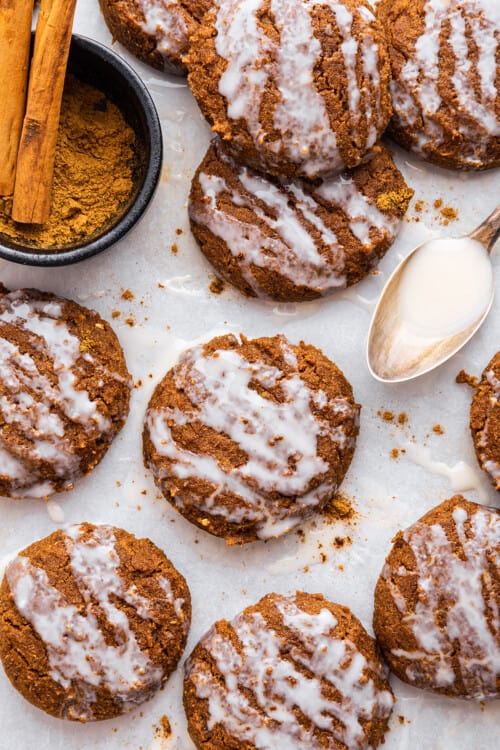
184,592,394,750
189,140,413,300
100,0,212,73
136,0,199,58
374,496,500,699
378,0,500,169
470,351,500,490
0,288,131,499
187,0,392,179
0,523,191,721
144,334,359,544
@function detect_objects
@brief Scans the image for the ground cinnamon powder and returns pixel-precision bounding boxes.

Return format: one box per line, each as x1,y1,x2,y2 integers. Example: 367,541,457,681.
0,74,136,249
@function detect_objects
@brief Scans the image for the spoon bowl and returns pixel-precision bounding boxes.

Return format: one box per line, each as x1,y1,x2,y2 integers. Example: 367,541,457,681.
367,205,500,383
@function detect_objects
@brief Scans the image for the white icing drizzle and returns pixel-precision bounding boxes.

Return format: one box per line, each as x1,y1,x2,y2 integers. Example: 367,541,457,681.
0,292,128,498
391,0,500,163
188,596,393,748
137,0,189,59
315,175,399,247
383,503,500,698
191,150,400,297
477,366,500,487
159,576,188,628
0,443,26,480
213,0,383,176
146,337,358,539
5,524,181,720
193,171,346,296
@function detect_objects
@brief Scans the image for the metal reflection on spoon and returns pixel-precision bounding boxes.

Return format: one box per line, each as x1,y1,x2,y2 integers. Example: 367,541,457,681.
367,205,500,383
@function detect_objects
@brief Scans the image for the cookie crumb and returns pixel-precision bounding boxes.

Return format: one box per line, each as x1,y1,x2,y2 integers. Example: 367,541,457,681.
333,536,351,549
209,276,225,295
378,409,394,422
390,448,399,459
456,369,478,388
398,412,408,425
322,492,354,522
121,289,134,301
171,243,178,255
376,187,414,215
432,424,445,435
440,206,458,222
124,317,135,327
158,715,172,738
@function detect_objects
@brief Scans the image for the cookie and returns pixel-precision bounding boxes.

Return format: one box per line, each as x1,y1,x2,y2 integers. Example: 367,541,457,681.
143,333,360,544
186,0,392,179
189,140,413,301
374,496,500,699
0,523,191,721
99,0,211,74
378,0,500,170
470,351,500,490
0,288,131,500
184,591,394,750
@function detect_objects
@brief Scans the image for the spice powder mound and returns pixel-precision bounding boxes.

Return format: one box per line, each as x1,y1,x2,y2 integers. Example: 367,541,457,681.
0,75,136,249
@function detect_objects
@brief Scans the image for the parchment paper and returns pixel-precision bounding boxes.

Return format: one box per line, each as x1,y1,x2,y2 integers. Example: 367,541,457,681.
0,3,499,749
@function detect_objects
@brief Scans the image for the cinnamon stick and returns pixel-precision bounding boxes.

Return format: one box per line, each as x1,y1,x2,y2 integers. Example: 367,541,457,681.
0,0,35,195
11,0,77,224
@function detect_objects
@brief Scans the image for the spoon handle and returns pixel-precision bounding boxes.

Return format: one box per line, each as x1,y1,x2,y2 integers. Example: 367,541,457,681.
468,204,500,253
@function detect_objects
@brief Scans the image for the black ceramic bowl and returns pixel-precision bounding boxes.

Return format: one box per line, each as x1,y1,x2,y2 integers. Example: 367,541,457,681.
0,34,162,266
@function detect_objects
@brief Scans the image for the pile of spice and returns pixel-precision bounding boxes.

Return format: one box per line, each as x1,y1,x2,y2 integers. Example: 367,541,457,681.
0,74,136,249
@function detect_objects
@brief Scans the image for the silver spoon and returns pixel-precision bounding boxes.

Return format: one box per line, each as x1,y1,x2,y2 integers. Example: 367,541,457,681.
367,205,500,383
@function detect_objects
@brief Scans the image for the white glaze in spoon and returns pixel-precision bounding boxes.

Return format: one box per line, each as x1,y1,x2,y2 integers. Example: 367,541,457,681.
367,205,500,383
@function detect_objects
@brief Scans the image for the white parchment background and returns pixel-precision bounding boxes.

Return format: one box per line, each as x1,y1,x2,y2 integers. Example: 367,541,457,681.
0,3,499,749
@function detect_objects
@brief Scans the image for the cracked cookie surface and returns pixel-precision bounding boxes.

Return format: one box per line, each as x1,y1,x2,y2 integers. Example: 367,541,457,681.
0,523,191,721
0,287,131,500
143,333,360,544
184,591,394,749
186,0,392,179
374,496,500,699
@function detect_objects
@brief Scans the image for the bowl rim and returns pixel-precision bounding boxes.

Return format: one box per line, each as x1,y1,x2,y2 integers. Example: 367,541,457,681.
0,33,163,268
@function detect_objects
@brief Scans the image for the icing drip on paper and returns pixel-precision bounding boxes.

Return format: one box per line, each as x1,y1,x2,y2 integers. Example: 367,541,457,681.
188,596,393,749
191,153,399,297
214,0,384,175
391,0,500,163
137,0,188,58
6,524,180,721
146,337,358,539
0,292,127,498
382,502,500,698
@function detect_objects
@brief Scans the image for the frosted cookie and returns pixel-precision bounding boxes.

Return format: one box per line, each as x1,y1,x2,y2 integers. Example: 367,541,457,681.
186,0,392,179
184,591,395,749
378,0,500,170
99,0,211,74
373,496,500,699
470,351,500,490
0,287,131,500
189,140,413,301
0,523,191,721
143,334,360,544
